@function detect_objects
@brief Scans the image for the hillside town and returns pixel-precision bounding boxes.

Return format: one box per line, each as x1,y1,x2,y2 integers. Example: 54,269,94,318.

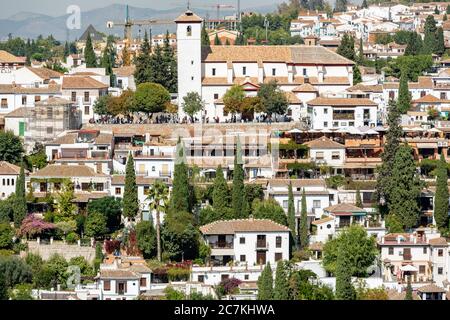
1,0,450,302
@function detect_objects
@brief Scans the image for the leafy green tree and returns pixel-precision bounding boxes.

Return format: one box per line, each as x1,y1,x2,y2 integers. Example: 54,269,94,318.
434,153,449,231
322,225,377,276
39,254,68,289
335,245,356,300
435,27,445,56
134,30,153,85
170,138,191,213
0,196,15,223
87,197,122,233
355,187,363,208
337,33,356,61
13,161,27,227
257,81,288,116
84,211,108,238
335,0,348,12
405,277,413,300
388,145,422,231
257,263,273,300
133,82,171,117
386,55,432,81
212,166,231,219
182,92,204,122
0,131,24,164
274,261,289,300
0,256,32,289
397,70,411,114
353,65,362,85
223,85,245,116
0,223,13,249
361,0,368,8
8,283,33,300
93,95,111,116
136,221,156,259
253,199,288,226
299,188,308,249
147,180,169,261
162,211,199,261
123,154,139,219
287,182,296,240
54,180,77,220
84,34,97,67
232,137,245,218
0,272,6,300
55,220,77,240
423,15,438,54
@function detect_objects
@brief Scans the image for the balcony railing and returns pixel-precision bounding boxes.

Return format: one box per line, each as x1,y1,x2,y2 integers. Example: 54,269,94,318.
256,242,268,250
210,241,233,249
333,113,355,120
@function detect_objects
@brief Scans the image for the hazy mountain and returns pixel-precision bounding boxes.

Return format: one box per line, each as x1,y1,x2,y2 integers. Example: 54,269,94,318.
0,3,278,41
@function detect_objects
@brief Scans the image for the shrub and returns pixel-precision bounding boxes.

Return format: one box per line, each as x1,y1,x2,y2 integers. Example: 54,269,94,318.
66,232,79,244
167,267,191,281
220,277,242,295
325,175,346,189
104,240,121,255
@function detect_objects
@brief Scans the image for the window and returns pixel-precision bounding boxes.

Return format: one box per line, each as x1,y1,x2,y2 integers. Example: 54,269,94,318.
239,237,245,244
327,224,331,229
272,68,276,76
144,186,150,196
282,200,288,209
438,267,443,275
315,152,324,160
1,99,7,108
324,108,328,114
276,236,282,248
275,253,283,261
84,106,90,115
388,247,394,255
46,127,53,134
244,275,249,280
441,92,446,99
115,187,121,195
240,255,246,262
152,166,156,172
22,95,26,105
35,96,41,102
104,280,111,291
242,66,246,75
191,76,194,81
187,26,192,36
333,121,339,127
221,274,229,281
313,200,321,208
191,60,194,65
324,121,328,127
212,68,216,76
47,107,53,118
332,152,340,160
214,93,219,100
303,68,307,76
83,92,89,103
71,92,77,102
419,265,425,274
198,275,205,283
140,278,147,287
389,91,395,100
438,249,443,257
423,247,427,254
420,91,426,97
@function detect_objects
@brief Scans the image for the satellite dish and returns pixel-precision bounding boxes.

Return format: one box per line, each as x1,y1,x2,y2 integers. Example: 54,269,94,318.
107,21,114,28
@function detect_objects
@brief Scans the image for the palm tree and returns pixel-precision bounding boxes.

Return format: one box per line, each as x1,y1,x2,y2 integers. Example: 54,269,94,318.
146,181,169,261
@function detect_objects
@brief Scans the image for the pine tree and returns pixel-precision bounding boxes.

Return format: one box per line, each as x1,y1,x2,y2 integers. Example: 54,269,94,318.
201,24,210,46
434,153,449,230
405,32,423,56
435,27,445,56
299,188,308,249
161,31,178,93
361,0,368,9
423,15,438,54
355,187,363,208
134,30,152,85
123,154,139,218
377,100,402,212
84,33,97,67
273,261,289,300
232,137,245,218
405,277,413,300
212,166,230,219
397,69,411,114
13,161,27,227
170,138,190,213
101,36,115,86
388,145,422,231
337,33,356,62
287,182,296,240
214,33,221,45
257,263,273,300
335,246,356,300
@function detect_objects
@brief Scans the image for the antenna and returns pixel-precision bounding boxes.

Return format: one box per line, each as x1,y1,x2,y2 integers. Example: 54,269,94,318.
126,4,130,23
187,0,191,10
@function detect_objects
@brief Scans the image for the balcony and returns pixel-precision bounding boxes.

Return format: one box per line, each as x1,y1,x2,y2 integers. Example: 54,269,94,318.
210,241,234,256
333,113,355,120
256,241,269,250
210,241,233,249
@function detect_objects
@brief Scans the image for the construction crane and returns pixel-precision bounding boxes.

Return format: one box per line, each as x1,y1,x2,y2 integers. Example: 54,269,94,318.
173,1,234,20
106,5,174,42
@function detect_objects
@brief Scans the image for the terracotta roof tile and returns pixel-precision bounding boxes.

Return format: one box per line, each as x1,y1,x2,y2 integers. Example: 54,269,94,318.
311,217,334,225
30,164,107,178
99,270,140,280
27,67,62,80
0,50,25,64
417,284,446,293
0,84,60,94
0,161,22,175
4,107,30,118
200,218,290,235
292,83,318,92
62,76,108,89
304,136,345,149
113,66,136,77
175,10,203,23
324,203,365,213
428,237,448,246
307,97,377,106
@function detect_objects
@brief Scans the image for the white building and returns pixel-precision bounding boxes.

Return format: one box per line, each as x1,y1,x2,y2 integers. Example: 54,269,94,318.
0,161,22,200
199,218,290,267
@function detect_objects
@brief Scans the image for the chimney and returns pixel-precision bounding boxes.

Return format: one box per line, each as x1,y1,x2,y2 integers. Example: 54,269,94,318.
397,236,401,244
145,133,150,142
410,235,414,243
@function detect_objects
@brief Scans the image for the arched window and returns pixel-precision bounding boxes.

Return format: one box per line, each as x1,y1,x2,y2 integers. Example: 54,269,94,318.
187,26,192,37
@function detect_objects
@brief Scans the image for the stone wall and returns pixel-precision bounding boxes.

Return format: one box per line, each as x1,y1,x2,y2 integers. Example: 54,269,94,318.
23,240,96,262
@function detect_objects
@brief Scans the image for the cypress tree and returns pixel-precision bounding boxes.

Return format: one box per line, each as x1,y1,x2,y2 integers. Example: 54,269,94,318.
121,45,131,67
225,39,231,46
353,65,362,85
397,70,411,114
447,5,450,14
405,32,423,56
13,161,27,227
232,137,245,218
257,263,273,300
287,182,296,240
84,33,97,67
423,15,438,54
355,187,363,208
299,188,308,249
101,36,115,86
134,30,152,85
435,27,445,56
123,154,139,218
212,165,230,219
388,145,422,231
358,37,364,64
335,246,356,300
405,277,413,300
162,31,178,93
361,0,368,9
337,33,356,62
171,138,190,213
201,24,210,46
214,33,221,45
434,152,449,230
444,13,448,22
273,261,289,300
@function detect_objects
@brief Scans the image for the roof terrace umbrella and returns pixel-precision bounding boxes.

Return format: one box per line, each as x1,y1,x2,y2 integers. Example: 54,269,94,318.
400,265,418,272
288,128,303,134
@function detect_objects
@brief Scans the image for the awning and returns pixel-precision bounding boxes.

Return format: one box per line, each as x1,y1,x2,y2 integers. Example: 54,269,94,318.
400,265,418,272
416,143,438,149
288,128,303,134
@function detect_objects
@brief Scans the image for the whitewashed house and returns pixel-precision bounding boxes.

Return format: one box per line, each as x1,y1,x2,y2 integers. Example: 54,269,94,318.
0,161,22,200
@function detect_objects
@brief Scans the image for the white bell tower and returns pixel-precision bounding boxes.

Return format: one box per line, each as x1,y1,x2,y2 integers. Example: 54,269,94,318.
175,10,203,119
